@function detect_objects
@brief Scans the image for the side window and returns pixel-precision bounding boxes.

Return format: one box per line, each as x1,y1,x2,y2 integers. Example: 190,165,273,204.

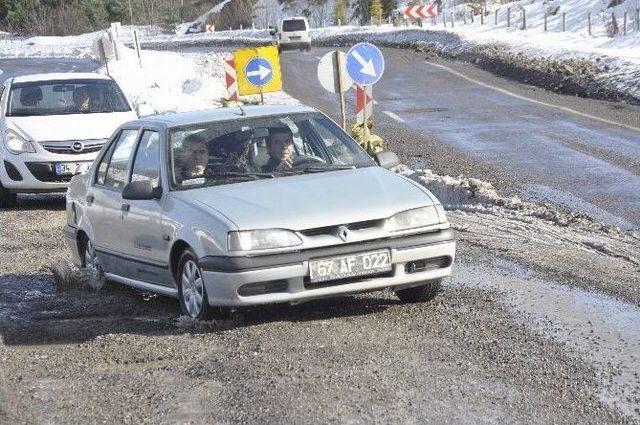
131,131,161,189
102,129,138,190
95,138,118,186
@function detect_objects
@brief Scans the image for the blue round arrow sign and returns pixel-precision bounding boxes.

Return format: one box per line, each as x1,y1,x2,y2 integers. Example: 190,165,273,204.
245,57,274,87
346,43,385,86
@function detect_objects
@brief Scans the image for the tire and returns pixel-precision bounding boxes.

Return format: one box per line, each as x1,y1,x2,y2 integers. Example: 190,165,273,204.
80,234,106,290
177,249,230,320
0,181,17,208
394,279,441,303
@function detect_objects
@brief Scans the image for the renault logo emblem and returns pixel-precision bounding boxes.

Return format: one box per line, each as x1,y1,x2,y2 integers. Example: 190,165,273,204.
335,225,350,242
71,141,84,152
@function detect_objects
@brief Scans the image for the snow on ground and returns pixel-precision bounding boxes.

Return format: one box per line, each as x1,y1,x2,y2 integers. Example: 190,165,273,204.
0,27,292,114
443,0,640,63
108,45,295,114
107,46,229,114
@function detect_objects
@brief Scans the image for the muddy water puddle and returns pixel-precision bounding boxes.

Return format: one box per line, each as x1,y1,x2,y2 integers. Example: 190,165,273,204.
452,257,640,419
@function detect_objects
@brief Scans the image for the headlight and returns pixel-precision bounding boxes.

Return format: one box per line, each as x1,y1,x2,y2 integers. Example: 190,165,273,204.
387,206,441,231
434,203,448,223
5,130,36,154
228,229,302,251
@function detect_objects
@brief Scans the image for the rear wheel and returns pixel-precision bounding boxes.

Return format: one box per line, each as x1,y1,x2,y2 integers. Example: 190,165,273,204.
0,181,17,208
394,279,441,303
177,249,230,320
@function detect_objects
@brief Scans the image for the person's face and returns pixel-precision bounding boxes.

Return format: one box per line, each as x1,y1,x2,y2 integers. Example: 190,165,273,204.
76,91,90,108
188,141,209,172
268,133,293,162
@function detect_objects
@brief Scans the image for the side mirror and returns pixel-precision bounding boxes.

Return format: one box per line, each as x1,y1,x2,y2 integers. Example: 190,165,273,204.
269,26,277,36
136,103,154,117
122,180,162,200
374,151,401,169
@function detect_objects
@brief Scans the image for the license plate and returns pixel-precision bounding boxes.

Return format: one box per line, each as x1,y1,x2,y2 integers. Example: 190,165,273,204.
309,249,392,283
289,36,302,40
55,162,91,176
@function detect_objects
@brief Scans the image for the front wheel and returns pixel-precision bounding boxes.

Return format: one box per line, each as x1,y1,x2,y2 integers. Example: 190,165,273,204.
0,181,17,208
394,279,441,303
177,249,230,320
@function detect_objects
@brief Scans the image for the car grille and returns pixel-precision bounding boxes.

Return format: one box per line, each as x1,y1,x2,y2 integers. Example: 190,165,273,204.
39,139,107,155
300,219,383,237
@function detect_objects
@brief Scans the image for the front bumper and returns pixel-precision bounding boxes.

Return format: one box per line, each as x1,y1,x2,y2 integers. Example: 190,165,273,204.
278,41,311,50
1,155,94,193
200,229,456,307
64,225,82,267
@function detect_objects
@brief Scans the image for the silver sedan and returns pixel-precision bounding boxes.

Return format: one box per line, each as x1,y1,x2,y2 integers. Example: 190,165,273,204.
65,104,456,320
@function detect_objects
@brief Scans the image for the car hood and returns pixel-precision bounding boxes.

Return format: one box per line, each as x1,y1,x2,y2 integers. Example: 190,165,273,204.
174,167,436,230
7,111,136,141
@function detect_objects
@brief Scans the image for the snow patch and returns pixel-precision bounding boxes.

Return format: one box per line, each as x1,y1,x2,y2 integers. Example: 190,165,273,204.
405,167,633,235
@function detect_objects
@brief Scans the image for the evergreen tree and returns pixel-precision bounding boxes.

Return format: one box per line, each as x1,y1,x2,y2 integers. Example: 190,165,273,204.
104,0,130,24
333,0,346,25
4,0,41,32
352,0,370,25
80,0,107,28
369,0,382,25
381,0,396,18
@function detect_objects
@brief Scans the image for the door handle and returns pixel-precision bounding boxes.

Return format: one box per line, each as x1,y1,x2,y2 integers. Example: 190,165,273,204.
86,194,94,205
121,203,130,212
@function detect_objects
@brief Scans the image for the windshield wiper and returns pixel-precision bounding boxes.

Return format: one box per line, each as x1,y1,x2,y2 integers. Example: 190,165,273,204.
296,165,356,173
207,171,276,181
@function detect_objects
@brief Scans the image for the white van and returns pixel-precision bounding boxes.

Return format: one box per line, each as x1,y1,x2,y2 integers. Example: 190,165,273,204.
272,17,311,52
0,73,138,207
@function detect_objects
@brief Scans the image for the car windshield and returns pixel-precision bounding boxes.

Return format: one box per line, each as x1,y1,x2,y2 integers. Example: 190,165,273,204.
7,79,131,117
169,112,376,190
282,19,307,31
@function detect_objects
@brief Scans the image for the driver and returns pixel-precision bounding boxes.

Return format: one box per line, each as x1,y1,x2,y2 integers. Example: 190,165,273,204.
263,126,294,173
178,134,209,182
73,86,92,112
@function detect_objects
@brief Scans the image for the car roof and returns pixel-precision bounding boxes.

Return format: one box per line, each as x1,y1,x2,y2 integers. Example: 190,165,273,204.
132,104,318,129
12,72,112,84
281,17,308,21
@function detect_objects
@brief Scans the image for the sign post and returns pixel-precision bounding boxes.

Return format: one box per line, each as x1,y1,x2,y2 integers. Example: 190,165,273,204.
317,50,353,129
133,29,142,68
346,43,385,140
92,33,114,75
355,85,373,126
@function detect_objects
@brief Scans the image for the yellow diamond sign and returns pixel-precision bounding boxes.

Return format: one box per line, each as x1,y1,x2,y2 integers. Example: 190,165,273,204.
234,45,282,96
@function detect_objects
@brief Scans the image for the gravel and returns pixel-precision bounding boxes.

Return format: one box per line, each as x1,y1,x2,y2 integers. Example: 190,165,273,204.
0,190,638,424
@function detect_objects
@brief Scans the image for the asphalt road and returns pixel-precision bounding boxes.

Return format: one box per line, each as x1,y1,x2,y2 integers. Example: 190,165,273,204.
280,48,640,230
1,55,639,424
